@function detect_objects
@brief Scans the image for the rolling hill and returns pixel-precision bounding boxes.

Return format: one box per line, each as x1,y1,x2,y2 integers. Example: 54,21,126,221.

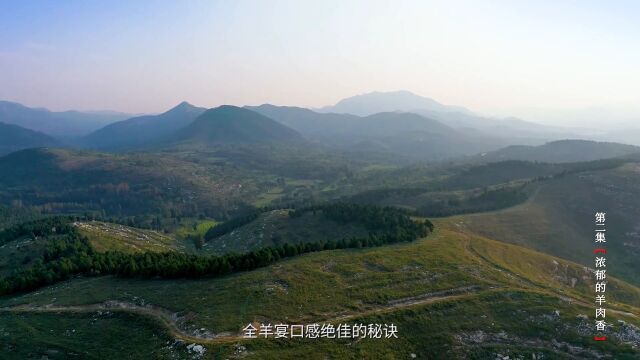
0,100,131,138
1,218,638,359
81,101,206,150
479,139,640,163
167,105,305,146
0,122,60,155
455,161,640,286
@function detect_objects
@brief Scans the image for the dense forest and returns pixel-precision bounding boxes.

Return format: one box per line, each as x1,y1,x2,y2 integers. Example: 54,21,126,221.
415,186,529,217
204,212,260,241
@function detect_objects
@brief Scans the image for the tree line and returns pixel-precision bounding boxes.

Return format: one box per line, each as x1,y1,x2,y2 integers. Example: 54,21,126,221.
0,204,433,296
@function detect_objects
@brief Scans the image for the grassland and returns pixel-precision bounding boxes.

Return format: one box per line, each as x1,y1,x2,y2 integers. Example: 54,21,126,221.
1,220,638,358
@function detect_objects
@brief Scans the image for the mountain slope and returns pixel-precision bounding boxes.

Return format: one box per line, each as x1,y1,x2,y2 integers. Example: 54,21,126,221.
168,105,305,145
455,161,640,286
480,139,640,163
0,122,60,155
81,101,206,150
0,100,131,137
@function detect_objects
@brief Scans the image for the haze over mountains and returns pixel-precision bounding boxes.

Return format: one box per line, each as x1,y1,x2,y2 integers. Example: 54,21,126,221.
477,139,640,163
0,100,132,138
1,90,639,163
319,90,473,116
319,91,581,144
248,104,509,160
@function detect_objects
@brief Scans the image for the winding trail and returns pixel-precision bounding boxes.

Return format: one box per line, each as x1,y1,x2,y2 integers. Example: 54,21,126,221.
0,285,483,345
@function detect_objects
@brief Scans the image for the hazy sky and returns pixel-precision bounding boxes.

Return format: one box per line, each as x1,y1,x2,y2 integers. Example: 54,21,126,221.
1,0,639,125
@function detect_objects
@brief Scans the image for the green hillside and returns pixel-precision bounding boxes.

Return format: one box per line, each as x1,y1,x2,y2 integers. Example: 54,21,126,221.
454,162,640,286
1,142,639,359
1,222,638,359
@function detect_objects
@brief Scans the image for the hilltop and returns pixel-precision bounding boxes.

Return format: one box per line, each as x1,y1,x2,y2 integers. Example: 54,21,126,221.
167,106,305,146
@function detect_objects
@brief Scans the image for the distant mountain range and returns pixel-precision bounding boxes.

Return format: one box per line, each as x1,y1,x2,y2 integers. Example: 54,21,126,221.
248,104,508,160
77,104,305,151
0,101,132,138
318,90,473,116
319,91,578,144
0,122,60,155
248,104,453,137
2,92,638,164
477,139,640,163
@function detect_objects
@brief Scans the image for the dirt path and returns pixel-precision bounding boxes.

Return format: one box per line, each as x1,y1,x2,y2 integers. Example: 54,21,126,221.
0,286,483,345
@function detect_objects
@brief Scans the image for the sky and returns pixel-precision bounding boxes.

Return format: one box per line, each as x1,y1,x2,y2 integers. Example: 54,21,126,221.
1,0,639,126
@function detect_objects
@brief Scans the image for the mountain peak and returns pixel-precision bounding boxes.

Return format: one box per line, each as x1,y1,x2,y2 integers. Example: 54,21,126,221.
169,106,305,145
166,101,198,113
320,90,473,116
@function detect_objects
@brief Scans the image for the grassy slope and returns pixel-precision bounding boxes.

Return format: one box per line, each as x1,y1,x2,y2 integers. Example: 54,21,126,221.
1,222,638,359
76,221,186,253
454,163,640,286
76,210,371,256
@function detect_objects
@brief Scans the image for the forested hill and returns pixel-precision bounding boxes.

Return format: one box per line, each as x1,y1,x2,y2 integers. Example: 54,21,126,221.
0,204,432,295
166,106,305,145
0,122,60,155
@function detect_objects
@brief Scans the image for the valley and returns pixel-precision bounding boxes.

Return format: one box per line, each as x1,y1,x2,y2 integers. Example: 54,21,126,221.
1,93,639,359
